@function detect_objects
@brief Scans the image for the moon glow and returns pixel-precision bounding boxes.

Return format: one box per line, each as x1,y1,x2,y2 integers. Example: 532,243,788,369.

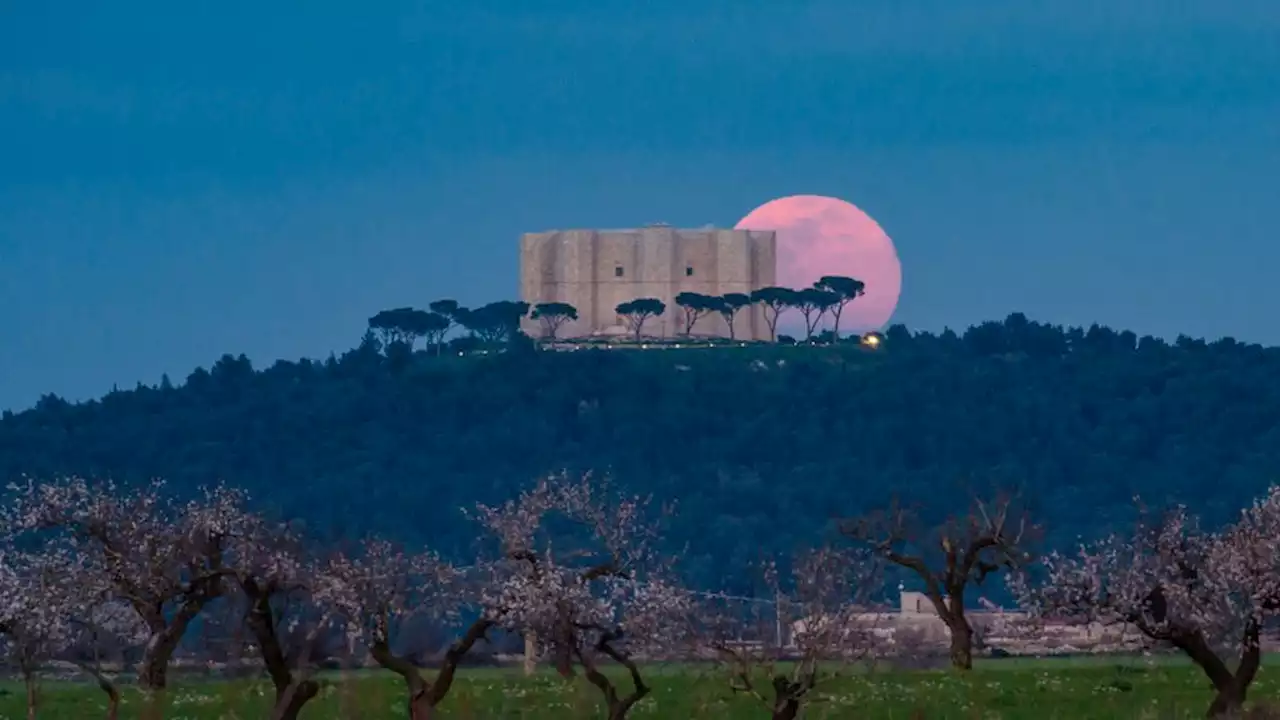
735,194,902,331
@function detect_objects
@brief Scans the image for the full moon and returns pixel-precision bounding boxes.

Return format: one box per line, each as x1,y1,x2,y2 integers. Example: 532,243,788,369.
735,195,902,331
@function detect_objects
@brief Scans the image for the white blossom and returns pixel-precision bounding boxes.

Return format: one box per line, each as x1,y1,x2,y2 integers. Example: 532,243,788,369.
1010,489,1280,717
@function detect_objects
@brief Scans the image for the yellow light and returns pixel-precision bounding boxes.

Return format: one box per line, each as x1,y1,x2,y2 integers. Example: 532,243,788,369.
861,334,882,348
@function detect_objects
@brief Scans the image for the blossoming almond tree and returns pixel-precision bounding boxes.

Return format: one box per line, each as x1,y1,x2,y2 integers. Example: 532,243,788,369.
695,546,885,720
65,604,146,720
841,493,1036,670
471,474,692,720
1,478,252,696
225,517,349,720
56,591,149,720
0,549,70,720
0,544,146,720
1009,489,1280,717
327,538,493,720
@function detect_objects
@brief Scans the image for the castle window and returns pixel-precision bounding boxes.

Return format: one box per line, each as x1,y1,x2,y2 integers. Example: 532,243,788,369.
685,266,694,277
614,266,624,277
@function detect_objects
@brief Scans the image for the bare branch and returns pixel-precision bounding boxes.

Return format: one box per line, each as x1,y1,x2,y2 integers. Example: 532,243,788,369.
841,491,1037,670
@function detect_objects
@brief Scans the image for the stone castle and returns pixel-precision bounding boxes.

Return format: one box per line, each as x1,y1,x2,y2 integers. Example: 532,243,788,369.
518,224,777,340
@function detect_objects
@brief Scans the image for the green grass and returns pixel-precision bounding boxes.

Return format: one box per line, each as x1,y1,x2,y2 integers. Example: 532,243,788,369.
3,659,1273,719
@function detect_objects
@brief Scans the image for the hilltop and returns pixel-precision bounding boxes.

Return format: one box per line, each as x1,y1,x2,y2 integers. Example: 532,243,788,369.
2,313,1277,592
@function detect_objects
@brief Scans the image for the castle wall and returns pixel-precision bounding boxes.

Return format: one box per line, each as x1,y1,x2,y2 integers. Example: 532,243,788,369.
519,227,777,340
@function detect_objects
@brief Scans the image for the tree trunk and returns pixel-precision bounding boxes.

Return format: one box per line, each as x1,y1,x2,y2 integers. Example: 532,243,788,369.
770,677,802,720
1204,640,1260,717
523,633,537,676
372,618,493,720
70,660,121,720
138,609,202,720
1175,621,1261,718
553,644,575,679
244,587,323,720
832,306,842,341
23,668,36,720
370,648,431,719
947,619,974,670
271,681,320,720
93,673,121,720
139,646,173,689
577,641,648,720
805,309,825,341
1206,685,1246,718
103,686,120,720
139,604,202,691
406,682,436,720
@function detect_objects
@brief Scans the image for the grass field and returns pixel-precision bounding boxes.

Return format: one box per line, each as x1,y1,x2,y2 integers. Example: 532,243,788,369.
1,656,1271,719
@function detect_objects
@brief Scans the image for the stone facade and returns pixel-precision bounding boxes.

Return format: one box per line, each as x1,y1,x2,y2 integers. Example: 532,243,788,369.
519,225,777,340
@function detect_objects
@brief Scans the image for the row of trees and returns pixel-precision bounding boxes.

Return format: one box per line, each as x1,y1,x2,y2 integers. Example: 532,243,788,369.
0,474,686,720
616,274,864,343
789,484,1280,719
0,471,1011,720
5,470,1276,718
367,275,868,348
366,300,529,355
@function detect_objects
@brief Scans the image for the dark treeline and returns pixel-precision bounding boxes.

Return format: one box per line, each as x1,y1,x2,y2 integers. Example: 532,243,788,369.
2,311,1278,597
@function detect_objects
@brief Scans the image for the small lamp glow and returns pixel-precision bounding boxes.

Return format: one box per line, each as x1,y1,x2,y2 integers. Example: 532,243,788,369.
861,333,882,348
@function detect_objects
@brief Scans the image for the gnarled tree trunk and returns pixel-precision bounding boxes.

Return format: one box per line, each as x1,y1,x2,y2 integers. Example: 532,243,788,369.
1191,623,1261,718
923,588,975,671
81,664,121,720
1203,657,1258,718
577,639,649,720
137,602,208,720
946,617,974,671
370,618,494,720
138,602,204,690
241,585,323,720
1162,620,1263,718
270,680,321,720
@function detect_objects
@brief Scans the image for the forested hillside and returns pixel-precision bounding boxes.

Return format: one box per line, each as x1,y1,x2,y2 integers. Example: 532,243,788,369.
2,313,1277,593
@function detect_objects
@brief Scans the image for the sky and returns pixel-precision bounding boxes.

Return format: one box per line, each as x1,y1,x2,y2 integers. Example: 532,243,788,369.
1,1,1277,411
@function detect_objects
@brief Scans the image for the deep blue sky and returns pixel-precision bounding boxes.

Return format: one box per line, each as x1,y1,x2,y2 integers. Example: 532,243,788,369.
1,1,1277,411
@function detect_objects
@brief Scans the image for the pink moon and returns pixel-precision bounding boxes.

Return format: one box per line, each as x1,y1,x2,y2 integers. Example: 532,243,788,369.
735,194,902,331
